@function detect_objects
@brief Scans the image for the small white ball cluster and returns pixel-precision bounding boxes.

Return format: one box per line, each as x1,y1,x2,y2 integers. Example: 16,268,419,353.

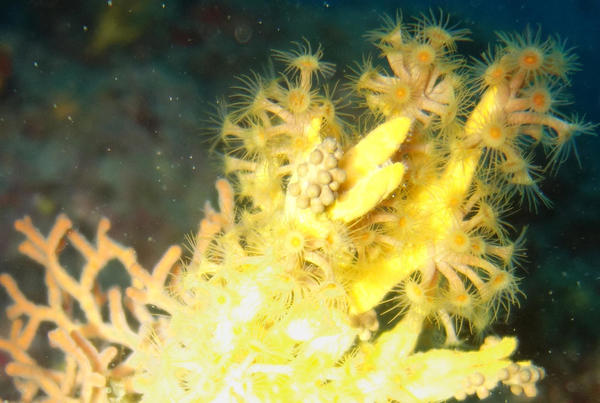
288,137,346,213
454,336,546,401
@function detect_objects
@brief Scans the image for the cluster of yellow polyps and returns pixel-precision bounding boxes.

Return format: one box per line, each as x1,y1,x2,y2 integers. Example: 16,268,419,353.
1,11,592,403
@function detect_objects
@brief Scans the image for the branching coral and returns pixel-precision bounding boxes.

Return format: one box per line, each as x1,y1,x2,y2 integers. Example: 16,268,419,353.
1,11,594,403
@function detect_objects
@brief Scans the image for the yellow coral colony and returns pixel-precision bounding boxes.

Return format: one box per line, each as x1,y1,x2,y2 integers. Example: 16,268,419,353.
1,12,593,403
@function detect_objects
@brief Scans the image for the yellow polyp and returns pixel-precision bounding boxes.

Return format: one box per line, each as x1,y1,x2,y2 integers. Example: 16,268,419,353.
340,116,412,189
329,162,405,222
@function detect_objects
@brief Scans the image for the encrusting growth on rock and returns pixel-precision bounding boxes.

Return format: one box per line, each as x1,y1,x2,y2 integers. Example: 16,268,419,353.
1,10,594,402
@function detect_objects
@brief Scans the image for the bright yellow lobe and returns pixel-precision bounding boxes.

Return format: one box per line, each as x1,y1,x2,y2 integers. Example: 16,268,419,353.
348,88,500,313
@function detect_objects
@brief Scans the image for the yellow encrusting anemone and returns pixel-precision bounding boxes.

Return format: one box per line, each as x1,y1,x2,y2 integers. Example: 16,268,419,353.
1,10,594,403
